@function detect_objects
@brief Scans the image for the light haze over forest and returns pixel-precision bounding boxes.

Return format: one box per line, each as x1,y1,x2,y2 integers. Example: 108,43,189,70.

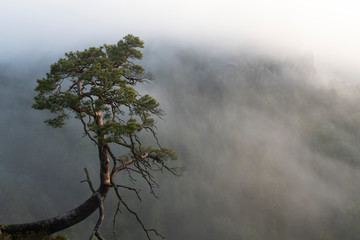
1,1,360,239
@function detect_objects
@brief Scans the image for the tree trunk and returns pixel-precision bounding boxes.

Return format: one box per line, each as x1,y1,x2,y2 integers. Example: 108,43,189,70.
0,184,110,236
0,110,112,237
1,138,111,236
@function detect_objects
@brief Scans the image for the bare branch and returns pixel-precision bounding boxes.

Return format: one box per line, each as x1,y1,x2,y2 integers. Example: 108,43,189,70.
112,200,122,240
144,127,163,149
89,193,105,240
79,114,98,145
111,183,165,240
116,184,142,202
80,168,96,194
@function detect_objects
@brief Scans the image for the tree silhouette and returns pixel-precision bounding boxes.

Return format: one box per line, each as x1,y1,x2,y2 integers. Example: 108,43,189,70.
0,35,178,240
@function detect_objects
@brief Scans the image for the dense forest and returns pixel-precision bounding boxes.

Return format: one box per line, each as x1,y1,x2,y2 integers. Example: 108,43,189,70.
2,45,360,239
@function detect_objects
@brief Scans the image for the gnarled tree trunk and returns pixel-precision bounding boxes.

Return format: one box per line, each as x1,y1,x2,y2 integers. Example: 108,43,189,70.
1,112,112,237
1,184,110,236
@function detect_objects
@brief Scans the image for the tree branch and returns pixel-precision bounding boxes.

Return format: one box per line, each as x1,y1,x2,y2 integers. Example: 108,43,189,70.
79,114,98,145
80,168,96,194
111,182,165,240
112,200,122,240
111,153,148,178
89,193,105,240
116,184,142,202
1,187,109,236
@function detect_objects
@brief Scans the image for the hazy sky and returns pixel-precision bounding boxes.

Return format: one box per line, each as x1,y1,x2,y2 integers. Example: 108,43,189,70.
1,0,360,80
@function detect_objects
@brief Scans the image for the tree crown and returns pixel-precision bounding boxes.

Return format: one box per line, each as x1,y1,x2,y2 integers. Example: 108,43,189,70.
33,34,177,179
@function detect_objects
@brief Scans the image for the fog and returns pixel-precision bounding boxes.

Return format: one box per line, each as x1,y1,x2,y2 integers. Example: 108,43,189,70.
2,1,360,240
143,48,360,239
2,0,360,78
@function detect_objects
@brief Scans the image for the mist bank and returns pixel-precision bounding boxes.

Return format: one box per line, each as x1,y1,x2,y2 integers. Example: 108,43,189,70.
144,47,360,240
1,43,360,239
